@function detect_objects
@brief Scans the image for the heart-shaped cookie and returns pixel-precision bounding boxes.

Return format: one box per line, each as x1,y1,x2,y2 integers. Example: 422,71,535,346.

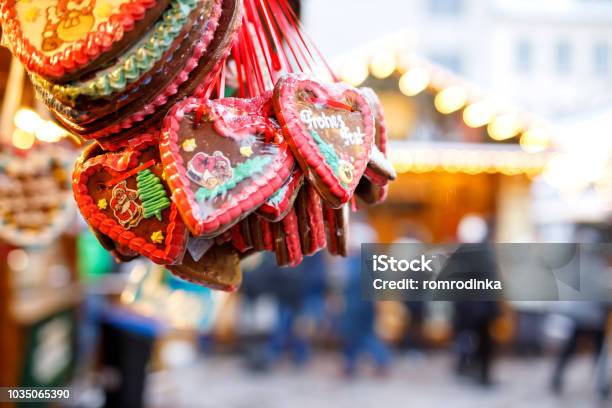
273,208,303,267
295,182,326,256
1,0,170,82
73,133,188,264
167,242,241,291
160,96,294,237
249,214,273,252
256,165,304,222
357,87,395,205
323,203,349,257
274,74,375,207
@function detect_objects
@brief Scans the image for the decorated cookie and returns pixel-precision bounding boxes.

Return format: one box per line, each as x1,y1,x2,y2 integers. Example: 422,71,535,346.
357,87,395,205
294,182,326,256
73,134,188,264
272,208,303,267
49,0,243,143
356,146,396,205
256,165,303,222
0,144,75,247
32,0,208,112
273,74,375,208
0,0,171,82
230,217,254,253
167,243,241,291
160,96,293,237
248,213,273,251
323,203,349,257
36,0,224,131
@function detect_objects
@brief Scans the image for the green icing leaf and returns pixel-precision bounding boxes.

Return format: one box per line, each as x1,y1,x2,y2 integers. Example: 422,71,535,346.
195,156,272,202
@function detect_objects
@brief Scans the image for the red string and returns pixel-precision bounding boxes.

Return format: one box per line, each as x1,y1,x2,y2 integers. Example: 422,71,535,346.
311,97,353,111
105,159,155,187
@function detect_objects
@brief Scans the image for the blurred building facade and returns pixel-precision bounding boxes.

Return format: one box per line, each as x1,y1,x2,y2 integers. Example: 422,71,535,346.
304,0,612,117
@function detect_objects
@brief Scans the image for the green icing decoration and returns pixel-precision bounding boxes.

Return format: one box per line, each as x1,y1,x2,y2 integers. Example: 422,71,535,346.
33,0,199,101
310,130,347,187
137,168,171,221
195,156,272,202
268,184,288,206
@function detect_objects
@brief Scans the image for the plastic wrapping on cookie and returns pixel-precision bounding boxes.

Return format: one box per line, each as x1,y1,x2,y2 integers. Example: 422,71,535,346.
160,96,294,237
273,74,375,208
72,133,188,264
256,165,304,222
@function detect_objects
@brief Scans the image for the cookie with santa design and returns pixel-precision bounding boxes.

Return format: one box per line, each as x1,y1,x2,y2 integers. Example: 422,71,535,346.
31,0,211,116
274,74,375,208
294,182,326,256
272,208,303,267
323,203,349,257
160,96,294,237
167,242,241,291
356,87,395,205
74,142,139,261
1,0,171,83
73,133,188,264
48,0,243,144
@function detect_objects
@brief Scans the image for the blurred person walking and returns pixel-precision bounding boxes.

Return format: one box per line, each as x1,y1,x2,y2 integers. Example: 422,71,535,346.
340,222,391,377
550,301,609,397
438,215,501,386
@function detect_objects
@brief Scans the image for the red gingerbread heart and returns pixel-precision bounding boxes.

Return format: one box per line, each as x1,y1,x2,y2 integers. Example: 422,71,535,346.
274,74,375,207
256,165,304,222
73,133,188,264
160,96,294,237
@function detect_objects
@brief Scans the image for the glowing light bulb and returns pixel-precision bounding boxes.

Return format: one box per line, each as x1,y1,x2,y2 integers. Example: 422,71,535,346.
488,114,521,141
520,128,550,153
35,121,66,143
370,50,396,79
12,128,35,150
14,108,42,134
340,61,369,87
398,67,429,96
434,86,467,114
463,100,495,128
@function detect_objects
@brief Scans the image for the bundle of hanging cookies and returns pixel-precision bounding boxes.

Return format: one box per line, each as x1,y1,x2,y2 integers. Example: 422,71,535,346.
0,0,395,291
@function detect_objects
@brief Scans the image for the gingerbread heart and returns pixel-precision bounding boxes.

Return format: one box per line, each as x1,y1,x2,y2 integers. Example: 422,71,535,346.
323,203,349,257
73,133,188,264
256,165,304,222
167,242,241,291
274,74,375,207
358,87,394,205
1,0,171,82
295,182,326,256
273,208,303,267
160,96,294,237
249,214,274,252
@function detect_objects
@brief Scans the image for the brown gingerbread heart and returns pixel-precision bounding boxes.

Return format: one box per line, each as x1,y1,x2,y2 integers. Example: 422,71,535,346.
274,74,375,207
73,133,188,264
160,96,294,237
